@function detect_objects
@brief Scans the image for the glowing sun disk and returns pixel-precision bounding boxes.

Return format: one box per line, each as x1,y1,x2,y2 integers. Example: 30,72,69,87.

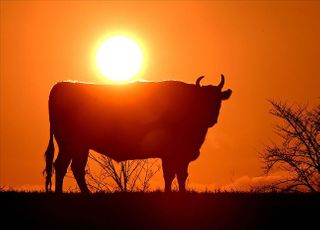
96,36,143,82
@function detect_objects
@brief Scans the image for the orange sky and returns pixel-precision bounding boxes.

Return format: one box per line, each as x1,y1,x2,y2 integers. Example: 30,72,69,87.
1,1,320,191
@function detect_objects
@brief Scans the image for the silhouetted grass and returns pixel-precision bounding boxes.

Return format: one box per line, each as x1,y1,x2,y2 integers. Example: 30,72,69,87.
1,191,319,229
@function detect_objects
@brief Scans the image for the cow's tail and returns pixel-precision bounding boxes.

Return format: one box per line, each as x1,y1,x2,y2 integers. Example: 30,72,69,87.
44,125,54,192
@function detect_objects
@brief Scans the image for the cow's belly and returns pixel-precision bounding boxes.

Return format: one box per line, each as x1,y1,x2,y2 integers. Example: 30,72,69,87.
88,127,171,161
91,147,158,162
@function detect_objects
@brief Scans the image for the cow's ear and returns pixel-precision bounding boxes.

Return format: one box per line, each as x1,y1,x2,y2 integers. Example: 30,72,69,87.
221,89,232,100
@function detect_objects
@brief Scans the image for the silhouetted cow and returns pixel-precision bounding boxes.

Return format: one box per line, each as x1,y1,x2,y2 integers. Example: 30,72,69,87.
44,75,232,193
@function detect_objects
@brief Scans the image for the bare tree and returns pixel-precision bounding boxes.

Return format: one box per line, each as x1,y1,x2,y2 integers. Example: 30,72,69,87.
260,100,320,192
86,152,160,192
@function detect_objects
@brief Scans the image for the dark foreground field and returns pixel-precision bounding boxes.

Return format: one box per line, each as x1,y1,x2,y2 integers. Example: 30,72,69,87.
1,191,319,230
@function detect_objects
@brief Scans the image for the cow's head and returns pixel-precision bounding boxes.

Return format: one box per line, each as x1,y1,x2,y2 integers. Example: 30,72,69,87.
196,74,232,127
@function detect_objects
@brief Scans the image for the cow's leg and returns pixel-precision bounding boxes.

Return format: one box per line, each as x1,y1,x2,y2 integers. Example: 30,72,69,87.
162,159,175,192
54,150,71,193
71,151,90,194
176,161,189,193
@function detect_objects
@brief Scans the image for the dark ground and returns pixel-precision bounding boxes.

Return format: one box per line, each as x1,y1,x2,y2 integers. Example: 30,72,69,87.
1,191,319,230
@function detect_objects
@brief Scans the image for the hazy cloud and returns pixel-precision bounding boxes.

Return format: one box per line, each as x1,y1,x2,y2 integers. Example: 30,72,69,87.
221,171,291,191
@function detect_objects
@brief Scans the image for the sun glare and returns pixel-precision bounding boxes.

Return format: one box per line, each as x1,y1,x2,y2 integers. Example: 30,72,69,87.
96,36,143,82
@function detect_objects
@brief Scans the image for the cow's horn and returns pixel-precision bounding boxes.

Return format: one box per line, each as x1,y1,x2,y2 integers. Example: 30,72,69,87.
196,76,205,87
218,74,225,89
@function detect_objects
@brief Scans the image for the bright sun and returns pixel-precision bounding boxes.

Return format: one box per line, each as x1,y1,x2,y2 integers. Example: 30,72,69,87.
96,36,143,82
